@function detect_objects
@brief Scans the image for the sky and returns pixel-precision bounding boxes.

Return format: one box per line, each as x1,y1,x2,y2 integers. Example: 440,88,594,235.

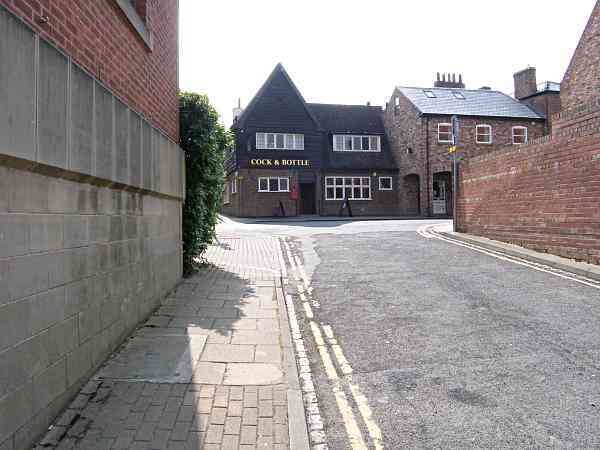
179,0,597,126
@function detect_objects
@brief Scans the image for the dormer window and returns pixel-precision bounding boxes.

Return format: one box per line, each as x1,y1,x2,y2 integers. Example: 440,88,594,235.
256,133,304,150
333,135,381,152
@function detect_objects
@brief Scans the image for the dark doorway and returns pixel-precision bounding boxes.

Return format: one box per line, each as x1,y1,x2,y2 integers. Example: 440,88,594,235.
403,174,421,215
300,183,316,215
432,171,452,216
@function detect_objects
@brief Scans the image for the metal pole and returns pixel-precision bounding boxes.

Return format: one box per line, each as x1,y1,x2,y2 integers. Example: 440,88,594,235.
453,155,458,232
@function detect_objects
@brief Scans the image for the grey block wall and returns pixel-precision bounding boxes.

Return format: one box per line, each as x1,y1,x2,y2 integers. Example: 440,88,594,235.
0,7,185,450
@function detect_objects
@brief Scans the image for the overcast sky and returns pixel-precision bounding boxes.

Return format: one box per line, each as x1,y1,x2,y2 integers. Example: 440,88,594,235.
179,0,596,126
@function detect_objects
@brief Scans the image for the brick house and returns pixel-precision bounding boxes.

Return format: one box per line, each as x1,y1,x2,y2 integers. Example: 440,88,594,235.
0,2,183,449
383,75,546,217
513,67,562,133
223,64,398,218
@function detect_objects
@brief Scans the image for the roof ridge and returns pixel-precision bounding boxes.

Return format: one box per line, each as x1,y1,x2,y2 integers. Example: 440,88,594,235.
397,85,503,94
308,102,382,108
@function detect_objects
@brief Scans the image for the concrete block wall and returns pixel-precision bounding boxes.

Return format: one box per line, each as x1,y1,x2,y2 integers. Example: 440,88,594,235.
0,7,184,450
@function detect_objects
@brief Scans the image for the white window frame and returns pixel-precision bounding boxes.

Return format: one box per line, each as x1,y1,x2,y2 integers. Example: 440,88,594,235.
255,132,304,150
332,135,381,152
476,124,493,144
231,177,237,194
257,177,290,193
324,176,372,201
512,126,528,145
438,123,453,144
378,177,393,191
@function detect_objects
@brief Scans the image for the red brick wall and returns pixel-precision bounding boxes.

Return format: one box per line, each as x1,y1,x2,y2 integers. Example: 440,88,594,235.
456,109,600,265
0,0,179,141
561,0,600,111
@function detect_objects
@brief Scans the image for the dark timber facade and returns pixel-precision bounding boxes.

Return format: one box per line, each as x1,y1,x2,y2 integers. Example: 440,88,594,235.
223,64,399,218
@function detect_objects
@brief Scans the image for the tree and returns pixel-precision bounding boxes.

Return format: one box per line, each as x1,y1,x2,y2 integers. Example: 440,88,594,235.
179,92,230,276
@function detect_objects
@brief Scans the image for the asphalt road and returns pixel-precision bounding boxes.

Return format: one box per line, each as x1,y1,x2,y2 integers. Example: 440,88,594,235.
219,217,600,449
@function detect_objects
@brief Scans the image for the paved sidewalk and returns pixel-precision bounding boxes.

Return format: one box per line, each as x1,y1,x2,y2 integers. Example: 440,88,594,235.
36,236,304,450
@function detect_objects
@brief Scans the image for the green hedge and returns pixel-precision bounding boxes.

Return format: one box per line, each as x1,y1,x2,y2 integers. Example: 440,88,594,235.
179,92,231,276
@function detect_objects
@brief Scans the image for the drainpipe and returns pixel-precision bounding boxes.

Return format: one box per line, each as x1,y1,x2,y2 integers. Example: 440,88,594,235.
425,116,431,217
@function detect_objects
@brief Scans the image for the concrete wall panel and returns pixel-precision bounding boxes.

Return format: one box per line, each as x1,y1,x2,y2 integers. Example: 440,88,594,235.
152,128,161,191
129,112,141,188
69,65,94,175
0,8,36,160
115,100,129,184
94,83,114,181
37,40,68,168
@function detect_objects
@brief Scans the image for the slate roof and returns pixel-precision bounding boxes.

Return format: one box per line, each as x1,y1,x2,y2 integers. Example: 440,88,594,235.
397,86,544,120
307,103,385,134
306,103,397,170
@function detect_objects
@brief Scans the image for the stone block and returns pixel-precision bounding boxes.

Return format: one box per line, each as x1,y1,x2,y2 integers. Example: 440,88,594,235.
152,128,161,192
0,437,13,450
32,358,67,414
63,247,89,283
37,40,68,168
29,286,67,335
0,8,36,161
0,260,9,307
48,178,78,214
0,381,33,444
66,340,93,386
70,64,94,175
29,214,63,252
79,305,101,343
8,253,50,301
141,120,152,191
64,215,89,248
0,167,8,212
94,82,114,181
65,278,93,316
48,251,67,289
8,170,49,213
89,215,110,243
130,112,142,188
115,100,129,185
0,214,29,258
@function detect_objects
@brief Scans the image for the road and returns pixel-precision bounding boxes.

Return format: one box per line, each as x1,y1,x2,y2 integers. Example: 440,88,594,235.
217,217,600,449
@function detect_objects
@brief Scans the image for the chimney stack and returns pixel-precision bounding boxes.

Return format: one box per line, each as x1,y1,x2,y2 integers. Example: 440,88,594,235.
232,98,243,121
513,67,537,100
434,72,465,89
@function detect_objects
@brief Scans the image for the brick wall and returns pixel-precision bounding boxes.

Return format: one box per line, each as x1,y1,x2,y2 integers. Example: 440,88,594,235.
561,0,600,111
0,0,179,141
456,108,600,265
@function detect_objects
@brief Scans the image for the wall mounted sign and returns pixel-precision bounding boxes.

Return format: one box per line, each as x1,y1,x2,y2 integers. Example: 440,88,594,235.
249,158,311,167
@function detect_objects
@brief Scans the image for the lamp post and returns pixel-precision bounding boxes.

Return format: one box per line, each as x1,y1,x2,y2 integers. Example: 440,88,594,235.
451,115,460,232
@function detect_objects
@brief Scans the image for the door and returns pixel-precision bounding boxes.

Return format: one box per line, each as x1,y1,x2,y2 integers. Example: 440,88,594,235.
300,183,316,215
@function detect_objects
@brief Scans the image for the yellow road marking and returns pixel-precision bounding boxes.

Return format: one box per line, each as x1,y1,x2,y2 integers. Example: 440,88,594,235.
333,386,369,450
303,302,314,319
349,379,384,450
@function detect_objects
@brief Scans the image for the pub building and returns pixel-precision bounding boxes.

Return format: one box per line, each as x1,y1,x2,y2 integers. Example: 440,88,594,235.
222,64,399,218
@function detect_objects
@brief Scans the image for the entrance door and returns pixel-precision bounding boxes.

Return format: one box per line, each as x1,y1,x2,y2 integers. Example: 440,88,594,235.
299,183,316,215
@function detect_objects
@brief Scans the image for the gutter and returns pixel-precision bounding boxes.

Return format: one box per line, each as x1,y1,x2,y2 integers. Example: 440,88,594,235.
425,116,431,217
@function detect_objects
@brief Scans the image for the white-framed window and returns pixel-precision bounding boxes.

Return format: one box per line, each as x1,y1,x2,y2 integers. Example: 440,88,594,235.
512,126,528,145
222,184,230,204
256,132,304,150
378,177,393,191
333,135,381,152
476,124,492,144
231,177,237,194
258,177,289,192
325,177,371,200
438,123,453,143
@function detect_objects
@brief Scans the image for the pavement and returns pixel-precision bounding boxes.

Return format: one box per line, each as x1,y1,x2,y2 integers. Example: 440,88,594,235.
35,235,308,450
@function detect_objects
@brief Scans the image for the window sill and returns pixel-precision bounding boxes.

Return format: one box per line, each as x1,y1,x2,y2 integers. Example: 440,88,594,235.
114,0,154,50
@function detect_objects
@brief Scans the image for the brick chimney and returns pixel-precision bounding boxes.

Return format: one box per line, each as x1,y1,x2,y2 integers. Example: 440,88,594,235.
434,72,465,89
514,67,537,100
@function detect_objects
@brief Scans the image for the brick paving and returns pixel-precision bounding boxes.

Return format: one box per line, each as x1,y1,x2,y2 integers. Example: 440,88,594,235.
36,236,293,450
